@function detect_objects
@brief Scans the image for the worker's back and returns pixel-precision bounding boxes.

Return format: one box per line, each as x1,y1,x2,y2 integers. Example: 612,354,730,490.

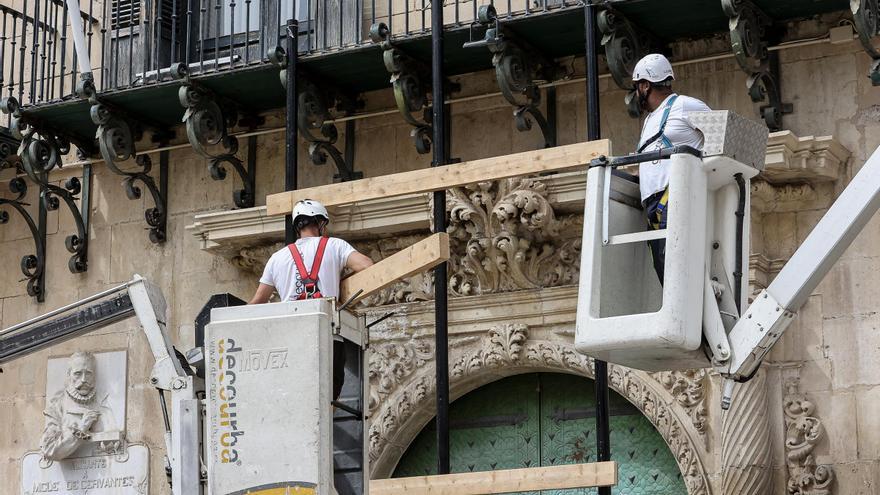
260,236,356,300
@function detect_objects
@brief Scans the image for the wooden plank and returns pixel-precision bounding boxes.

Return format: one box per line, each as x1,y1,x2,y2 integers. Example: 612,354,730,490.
339,233,450,304
369,462,618,495
266,140,611,216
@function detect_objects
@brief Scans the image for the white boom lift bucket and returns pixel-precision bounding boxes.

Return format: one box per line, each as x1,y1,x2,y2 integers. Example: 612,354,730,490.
205,299,370,495
575,111,769,371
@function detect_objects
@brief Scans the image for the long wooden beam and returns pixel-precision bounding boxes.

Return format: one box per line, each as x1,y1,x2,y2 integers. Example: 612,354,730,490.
369,462,618,495
339,233,450,304
266,140,611,216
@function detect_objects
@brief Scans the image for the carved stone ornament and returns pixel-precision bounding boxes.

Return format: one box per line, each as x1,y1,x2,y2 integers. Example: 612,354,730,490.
446,177,581,296
655,370,708,443
720,369,771,494
367,325,710,494
41,351,126,461
783,378,834,495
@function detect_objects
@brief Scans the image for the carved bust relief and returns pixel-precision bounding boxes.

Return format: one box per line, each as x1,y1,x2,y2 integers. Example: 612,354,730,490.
40,351,127,461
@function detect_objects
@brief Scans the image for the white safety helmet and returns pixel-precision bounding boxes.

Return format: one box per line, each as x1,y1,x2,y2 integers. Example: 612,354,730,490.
292,199,330,231
632,54,675,84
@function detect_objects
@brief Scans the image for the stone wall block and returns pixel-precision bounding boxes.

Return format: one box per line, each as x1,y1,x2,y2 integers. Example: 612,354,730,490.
109,220,175,285
855,387,880,460
87,165,148,225
819,257,880,320
167,153,233,214
823,313,880,389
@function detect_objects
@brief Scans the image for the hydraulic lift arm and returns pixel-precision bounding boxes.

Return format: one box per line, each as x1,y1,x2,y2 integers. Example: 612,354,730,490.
0,275,201,495
719,143,880,405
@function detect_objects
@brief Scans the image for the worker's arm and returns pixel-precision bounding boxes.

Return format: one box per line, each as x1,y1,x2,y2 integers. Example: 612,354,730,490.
248,283,276,305
345,251,374,273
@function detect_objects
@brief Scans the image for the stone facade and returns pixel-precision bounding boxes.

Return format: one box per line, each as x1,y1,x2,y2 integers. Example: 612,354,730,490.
1,14,879,494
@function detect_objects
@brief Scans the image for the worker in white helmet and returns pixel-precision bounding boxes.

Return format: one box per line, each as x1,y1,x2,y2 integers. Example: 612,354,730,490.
632,53,711,283
250,199,374,400
249,198,374,305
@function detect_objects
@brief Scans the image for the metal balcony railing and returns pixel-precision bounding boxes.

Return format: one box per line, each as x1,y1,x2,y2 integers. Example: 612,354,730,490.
0,2,97,110
0,0,578,108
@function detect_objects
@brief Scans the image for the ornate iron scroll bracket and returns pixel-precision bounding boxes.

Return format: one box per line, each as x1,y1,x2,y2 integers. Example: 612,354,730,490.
723,0,792,130
2,97,91,273
465,5,561,148
89,100,168,243
179,83,257,208
851,0,880,85
598,9,662,118
270,48,363,182
369,23,434,155
0,176,46,301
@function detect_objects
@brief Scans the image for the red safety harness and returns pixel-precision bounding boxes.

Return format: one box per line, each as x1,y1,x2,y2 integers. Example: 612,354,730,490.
287,236,329,300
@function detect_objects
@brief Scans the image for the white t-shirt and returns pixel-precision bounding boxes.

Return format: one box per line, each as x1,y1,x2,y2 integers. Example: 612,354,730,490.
637,94,711,201
259,237,356,301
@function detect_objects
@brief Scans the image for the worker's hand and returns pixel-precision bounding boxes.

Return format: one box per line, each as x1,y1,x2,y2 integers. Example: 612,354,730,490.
80,410,100,431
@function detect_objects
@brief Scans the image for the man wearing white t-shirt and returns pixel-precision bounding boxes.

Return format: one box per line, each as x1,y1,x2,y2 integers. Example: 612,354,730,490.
249,199,373,400
632,53,711,283
249,199,374,304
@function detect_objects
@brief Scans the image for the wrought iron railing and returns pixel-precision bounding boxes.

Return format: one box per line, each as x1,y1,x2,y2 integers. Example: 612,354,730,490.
0,2,98,110
0,0,579,107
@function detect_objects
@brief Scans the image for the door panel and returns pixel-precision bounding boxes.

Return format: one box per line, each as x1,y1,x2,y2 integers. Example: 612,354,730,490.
392,373,686,495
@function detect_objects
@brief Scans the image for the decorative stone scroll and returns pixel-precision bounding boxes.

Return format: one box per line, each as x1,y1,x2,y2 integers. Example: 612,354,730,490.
783,378,834,495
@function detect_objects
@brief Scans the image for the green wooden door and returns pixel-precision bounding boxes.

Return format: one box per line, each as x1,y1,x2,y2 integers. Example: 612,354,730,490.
393,373,686,495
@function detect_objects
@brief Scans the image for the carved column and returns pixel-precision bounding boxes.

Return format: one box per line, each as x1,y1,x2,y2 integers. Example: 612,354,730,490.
721,369,771,494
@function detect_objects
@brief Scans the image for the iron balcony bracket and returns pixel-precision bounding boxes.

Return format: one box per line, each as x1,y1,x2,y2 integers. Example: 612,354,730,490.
0,176,46,301
270,47,362,182
88,100,169,243
598,8,663,119
851,0,880,85
370,22,434,155
178,81,258,208
723,0,792,131
466,5,561,148
2,97,91,274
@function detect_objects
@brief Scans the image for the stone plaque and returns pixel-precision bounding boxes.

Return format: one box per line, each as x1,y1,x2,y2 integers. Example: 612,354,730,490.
20,444,149,495
42,351,127,461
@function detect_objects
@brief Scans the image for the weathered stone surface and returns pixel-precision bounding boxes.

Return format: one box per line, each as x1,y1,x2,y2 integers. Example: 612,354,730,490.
4,20,880,495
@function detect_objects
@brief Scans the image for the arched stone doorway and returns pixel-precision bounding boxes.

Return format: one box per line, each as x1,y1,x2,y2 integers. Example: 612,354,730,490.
392,372,686,494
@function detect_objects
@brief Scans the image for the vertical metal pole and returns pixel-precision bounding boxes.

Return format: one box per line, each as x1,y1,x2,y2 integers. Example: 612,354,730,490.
79,163,92,271
431,0,449,476
284,19,298,244
36,184,47,303
585,3,610,492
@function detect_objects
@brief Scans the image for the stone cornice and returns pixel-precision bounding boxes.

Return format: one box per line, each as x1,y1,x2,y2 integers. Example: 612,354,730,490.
188,132,850,256
187,171,599,256
762,131,850,184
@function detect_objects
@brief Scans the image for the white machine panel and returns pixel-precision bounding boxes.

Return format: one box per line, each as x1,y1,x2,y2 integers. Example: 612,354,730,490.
205,300,336,495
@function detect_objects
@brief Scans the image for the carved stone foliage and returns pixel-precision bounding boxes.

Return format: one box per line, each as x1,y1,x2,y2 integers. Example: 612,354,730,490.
446,177,581,297
367,325,710,494
655,370,708,443
232,242,283,275
783,378,834,495
368,338,434,412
